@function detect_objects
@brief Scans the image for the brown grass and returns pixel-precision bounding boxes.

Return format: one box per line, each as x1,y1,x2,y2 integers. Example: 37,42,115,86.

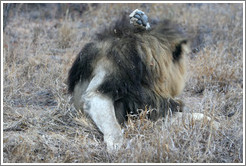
2,3,244,163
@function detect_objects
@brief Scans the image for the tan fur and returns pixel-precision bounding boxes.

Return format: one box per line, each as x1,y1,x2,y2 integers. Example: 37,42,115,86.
136,32,189,99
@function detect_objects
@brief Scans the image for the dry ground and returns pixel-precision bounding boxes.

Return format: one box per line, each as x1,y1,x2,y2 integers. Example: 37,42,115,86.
2,3,244,163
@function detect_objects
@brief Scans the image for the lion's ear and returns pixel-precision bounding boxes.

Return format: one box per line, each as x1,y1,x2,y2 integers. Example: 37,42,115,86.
172,40,190,62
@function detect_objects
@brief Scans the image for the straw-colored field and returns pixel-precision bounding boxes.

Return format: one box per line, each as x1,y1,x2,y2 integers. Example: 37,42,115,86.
2,3,244,163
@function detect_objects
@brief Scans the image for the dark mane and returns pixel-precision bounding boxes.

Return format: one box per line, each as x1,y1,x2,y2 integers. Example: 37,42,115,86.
67,42,99,93
68,14,188,94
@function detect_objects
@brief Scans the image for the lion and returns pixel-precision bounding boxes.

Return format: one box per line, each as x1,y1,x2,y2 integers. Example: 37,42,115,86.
67,9,219,151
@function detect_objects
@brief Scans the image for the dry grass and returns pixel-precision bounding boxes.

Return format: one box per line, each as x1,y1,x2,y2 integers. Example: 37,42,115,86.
2,3,244,163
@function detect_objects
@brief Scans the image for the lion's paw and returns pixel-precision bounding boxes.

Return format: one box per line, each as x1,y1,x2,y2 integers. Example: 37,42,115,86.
129,9,150,30
104,132,124,152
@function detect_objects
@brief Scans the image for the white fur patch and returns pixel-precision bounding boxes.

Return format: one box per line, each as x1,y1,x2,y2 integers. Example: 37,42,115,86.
74,63,123,151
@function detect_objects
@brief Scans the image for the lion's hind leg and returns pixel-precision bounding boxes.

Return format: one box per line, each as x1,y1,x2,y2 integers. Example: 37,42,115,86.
77,63,124,151
82,91,124,151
